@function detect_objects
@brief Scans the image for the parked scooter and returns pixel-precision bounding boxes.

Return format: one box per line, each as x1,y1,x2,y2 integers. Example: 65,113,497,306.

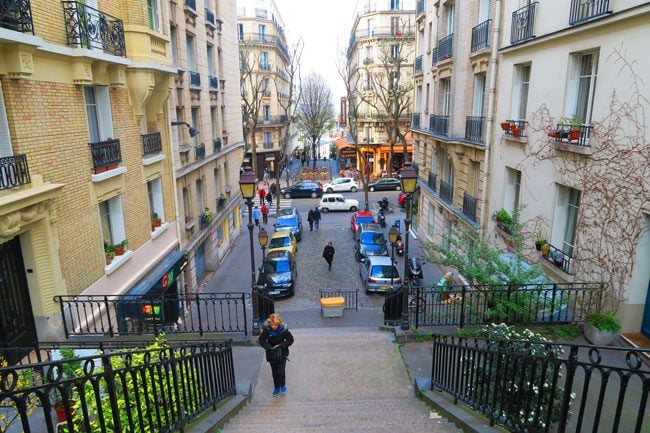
377,209,386,228
407,257,425,284
378,197,390,213
395,234,404,256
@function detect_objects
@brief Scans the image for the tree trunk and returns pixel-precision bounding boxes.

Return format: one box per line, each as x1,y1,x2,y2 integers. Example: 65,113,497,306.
250,125,258,180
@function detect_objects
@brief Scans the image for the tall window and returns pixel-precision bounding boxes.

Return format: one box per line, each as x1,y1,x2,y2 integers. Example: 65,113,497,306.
211,107,219,139
427,22,432,51
446,4,455,34
469,161,480,197
365,45,372,60
503,167,521,214
472,73,486,116
260,51,268,68
264,132,272,148
207,45,215,76
237,23,244,41
196,179,204,213
263,105,270,121
552,185,581,256
182,187,191,219
511,63,531,121
84,86,113,143
390,0,400,10
391,17,400,35
147,0,160,31
170,26,178,64
214,168,221,197
186,34,196,71
425,84,430,113
147,177,164,222
442,152,454,186
479,0,490,22
441,79,451,116
366,18,374,37
100,195,125,246
566,51,598,123
176,107,184,144
365,126,372,142
191,107,200,143
258,24,266,42
391,44,399,60
0,85,12,157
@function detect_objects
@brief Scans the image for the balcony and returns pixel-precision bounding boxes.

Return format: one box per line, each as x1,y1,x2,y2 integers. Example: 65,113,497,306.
427,172,437,193
550,124,592,147
569,0,611,25
61,1,126,57
439,179,453,204
429,114,449,137
511,2,537,45
542,242,575,275
500,119,528,138
194,143,205,160
262,89,271,97
353,26,415,40
471,19,491,53
260,63,271,71
141,132,162,156
204,7,214,26
89,138,121,173
465,116,485,144
0,154,31,190
213,138,222,153
437,34,453,62
462,192,478,222
189,71,201,87
263,141,273,149
416,0,424,17
0,0,33,33
414,55,423,74
209,75,218,90
412,112,421,130
431,47,438,65
258,115,287,125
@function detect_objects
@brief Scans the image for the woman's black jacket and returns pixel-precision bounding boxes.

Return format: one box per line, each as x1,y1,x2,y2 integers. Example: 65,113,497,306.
258,324,294,363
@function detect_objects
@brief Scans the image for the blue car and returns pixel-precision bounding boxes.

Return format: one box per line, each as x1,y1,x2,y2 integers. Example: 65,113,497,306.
355,224,388,262
274,215,303,241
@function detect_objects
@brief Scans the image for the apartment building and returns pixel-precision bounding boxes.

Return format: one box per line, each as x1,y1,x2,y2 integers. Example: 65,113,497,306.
237,0,290,176
347,0,416,177
489,0,650,335
167,0,245,293
0,0,180,343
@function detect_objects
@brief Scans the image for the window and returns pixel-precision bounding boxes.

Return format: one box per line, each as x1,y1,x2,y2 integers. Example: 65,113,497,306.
196,179,204,214
470,161,480,196
258,24,266,42
260,51,268,68
425,84,430,113
366,18,374,37
391,44,399,60
255,8,267,19
442,152,453,185
170,26,178,64
207,45,215,76
147,0,160,31
427,22,432,51
479,0,490,22
472,73,486,116
430,148,438,174
263,77,270,95
365,126,372,142
441,79,451,116
365,45,372,60
552,185,580,256
182,187,190,219
390,0,400,10
191,108,200,143
263,105,270,121
427,204,435,238
446,4,455,34
0,85,12,157
391,17,400,35
176,107,184,144
237,23,244,41
214,168,221,197
186,35,196,72
566,51,598,124
147,177,164,222
99,195,126,246
211,107,219,139
511,63,531,121
503,167,521,215
264,132,272,148
84,86,113,143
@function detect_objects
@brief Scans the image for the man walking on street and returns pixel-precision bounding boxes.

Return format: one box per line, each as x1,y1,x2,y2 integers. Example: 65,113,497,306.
312,206,321,230
322,241,335,271
260,203,269,225
252,206,261,227
258,187,266,206
307,208,314,231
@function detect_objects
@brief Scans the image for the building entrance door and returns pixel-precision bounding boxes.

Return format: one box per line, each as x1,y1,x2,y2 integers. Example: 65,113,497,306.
642,280,650,338
0,236,37,362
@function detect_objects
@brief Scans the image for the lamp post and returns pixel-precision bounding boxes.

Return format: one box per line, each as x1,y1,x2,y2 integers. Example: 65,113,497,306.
239,168,261,336
399,163,418,331
258,227,269,261
388,225,399,288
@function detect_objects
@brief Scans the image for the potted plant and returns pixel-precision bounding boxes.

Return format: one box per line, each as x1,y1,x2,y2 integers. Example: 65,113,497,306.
541,241,550,257
584,311,621,345
511,126,522,137
203,208,215,225
52,348,80,422
152,212,162,228
562,115,583,140
500,121,511,131
105,251,115,265
114,239,128,256
217,194,227,208
534,230,547,251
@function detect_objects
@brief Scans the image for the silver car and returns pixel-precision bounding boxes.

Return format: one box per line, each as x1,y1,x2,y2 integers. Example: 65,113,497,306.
359,256,402,294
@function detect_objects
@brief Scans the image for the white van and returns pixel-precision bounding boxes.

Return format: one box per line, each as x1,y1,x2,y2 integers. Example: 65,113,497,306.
318,194,359,212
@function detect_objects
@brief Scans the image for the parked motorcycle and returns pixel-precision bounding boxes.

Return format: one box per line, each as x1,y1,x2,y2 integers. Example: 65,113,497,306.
378,197,390,212
377,209,386,228
407,257,425,284
395,236,404,256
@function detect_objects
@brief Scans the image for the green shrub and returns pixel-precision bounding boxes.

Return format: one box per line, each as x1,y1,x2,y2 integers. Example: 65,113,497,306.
586,311,621,333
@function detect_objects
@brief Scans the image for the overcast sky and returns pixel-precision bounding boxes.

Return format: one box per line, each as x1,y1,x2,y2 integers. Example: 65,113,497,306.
274,0,360,113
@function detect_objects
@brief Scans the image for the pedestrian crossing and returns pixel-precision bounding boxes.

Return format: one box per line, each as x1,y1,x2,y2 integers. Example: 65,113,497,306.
240,196,293,217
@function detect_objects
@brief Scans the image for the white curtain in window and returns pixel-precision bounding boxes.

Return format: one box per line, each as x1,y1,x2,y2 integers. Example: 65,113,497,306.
0,85,12,157
472,73,486,116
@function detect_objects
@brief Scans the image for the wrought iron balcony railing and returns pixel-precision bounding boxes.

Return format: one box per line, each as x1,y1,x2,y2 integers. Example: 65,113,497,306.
89,138,121,172
569,0,611,25
414,54,423,73
141,132,162,156
0,0,34,33
437,34,453,61
429,114,449,137
260,63,271,71
550,124,592,147
431,47,438,65
471,19,490,52
258,115,287,125
542,242,575,275
412,112,421,130
501,119,527,137
213,138,221,153
353,25,415,40
465,116,485,144
194,143,205,160
263,141,273,149
427,171,437,193
189,71,201,87
511,2,537,44
184,0,196,12
61,1,126,57
0,154,31,190
439,179,453,204
462,192,478,222
209,75,218,89
204,7,214,26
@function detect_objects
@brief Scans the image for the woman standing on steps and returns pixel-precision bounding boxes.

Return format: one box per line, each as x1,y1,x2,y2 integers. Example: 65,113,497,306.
259,313,294,396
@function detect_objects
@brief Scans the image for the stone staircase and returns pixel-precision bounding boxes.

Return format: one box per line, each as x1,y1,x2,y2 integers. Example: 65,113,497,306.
220,327,461,433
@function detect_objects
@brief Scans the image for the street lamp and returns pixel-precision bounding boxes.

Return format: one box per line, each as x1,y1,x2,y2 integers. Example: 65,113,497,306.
399,163,418,331
258,227,269,261
388,224,399,288
171,121,200,138
239,168,261,336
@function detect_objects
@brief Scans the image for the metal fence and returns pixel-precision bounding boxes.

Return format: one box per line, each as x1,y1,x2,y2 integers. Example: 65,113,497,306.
0,340,236,432
61,1,125,57
431,335,649,433
319,289,359,311
0,154,31,190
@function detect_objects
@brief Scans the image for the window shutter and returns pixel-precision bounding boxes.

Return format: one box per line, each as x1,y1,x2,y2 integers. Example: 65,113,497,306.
0,85,13,157
551,185,569,247
95,87,114,140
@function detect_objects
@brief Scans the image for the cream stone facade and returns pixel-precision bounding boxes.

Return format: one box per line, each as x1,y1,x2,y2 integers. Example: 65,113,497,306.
237,0,290,176
488,0,650,334
0,0,180,342
167,0,245,293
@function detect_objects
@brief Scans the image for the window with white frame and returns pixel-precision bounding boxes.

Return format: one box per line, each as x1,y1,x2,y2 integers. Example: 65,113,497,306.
186,35,196,72
260,51,268,68
565,50,598,124
258,24,266,42
428,204,435,238
552,184,581,257
503,167,521,215
391,17,400,35
511,63,531,121
170,26,178,64
147,0,160,31
237,23,244,41
263,77,270,96
365,45,372,61
263,105,270,122
479,0,490,22
211,107,218,139
207,45,215,77
264,132,272,148
472,73,486,116
446,4,455,34
430,148,438,174
366,18,374,37
214,168,221,197
0,84,13,158
441,79,451,116
99,195,126,246
147,177,164,223
84,86,113,143
196,179,204,213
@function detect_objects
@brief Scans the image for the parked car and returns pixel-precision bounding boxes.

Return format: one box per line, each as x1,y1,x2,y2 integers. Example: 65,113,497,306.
350,211,375,237
359,255,402,294
280,181,323,199
355,223,388,261
322,177,359,193
257,250,297,298
368,177,401,192
278,207,299,218
274,214,303,241
268,231,297,256
319,194,359,212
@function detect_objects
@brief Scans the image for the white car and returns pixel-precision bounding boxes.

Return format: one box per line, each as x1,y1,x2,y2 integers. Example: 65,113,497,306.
318,194,359,212
323,177,359,193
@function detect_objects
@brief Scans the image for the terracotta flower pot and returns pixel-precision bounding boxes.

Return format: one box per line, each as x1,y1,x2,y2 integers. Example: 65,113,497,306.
501,122,511,130
569,129,580,140
512,127,521,137
114,246,125,256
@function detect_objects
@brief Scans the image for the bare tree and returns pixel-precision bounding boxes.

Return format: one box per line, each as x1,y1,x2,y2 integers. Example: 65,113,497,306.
296,72,335,170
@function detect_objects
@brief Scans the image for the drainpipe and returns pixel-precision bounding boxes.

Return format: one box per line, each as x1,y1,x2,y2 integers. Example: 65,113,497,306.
480,0,503,233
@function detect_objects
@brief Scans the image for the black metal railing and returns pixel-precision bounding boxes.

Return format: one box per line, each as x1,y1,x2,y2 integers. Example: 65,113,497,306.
414,54,423,73
569,0,611,25
195,143,205,160
383,287,404,325
0,154,31,190
542,242,575,275
141,132,162,156
431,47,438,65
551,124,592,147
55,293,256,337
260,63,271,71
61,1,126,57
427,171,437,193
439,179,453,204
465,116,485,143
319,289,359,311
258,115,287,125
430,335,648,433
204,7,214,26
412,112,421,129
209,75,218,89
253,287,275,329
0,0,33,33
437,34,453,61
462,192,478,222
387,282,604,328
189,71,201,87
0,340,237,432
511,2,537,44
471,19,490,52
213,138,222,153
429,114,449,137
89,138,121,172
416,0,424,17
199,213,210,229
502,119,527,137
353,25,415,40
184,0,196,12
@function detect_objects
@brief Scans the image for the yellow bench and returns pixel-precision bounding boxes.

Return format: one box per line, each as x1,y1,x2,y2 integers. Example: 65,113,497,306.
320,296,345,317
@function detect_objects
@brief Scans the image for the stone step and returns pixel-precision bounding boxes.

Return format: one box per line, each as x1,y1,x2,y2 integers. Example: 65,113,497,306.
222,420,460,433
243,397,429,413
230,407,433,425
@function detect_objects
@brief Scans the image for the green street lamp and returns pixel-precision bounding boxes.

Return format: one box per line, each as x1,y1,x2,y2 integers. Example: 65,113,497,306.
399,163,418,331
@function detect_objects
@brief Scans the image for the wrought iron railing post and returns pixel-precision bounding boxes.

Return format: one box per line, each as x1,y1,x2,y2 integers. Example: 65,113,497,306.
557,346,579,433
195,293,203,337
57,296,70,338
101,351,124,432
242,293,248,336
489,340,505,426
459,285,466,329
104,295,114,338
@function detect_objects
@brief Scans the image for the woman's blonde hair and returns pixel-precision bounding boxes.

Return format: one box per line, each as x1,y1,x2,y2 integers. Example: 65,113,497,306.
267,313,284,326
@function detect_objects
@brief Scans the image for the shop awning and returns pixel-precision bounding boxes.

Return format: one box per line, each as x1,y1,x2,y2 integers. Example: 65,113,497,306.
335,137,352,151
125,249,187,296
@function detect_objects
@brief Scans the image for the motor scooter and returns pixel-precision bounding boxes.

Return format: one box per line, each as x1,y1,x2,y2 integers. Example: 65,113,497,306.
395,234,404,256
378,197,390,213
377,209,386,228
407,257,425,284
